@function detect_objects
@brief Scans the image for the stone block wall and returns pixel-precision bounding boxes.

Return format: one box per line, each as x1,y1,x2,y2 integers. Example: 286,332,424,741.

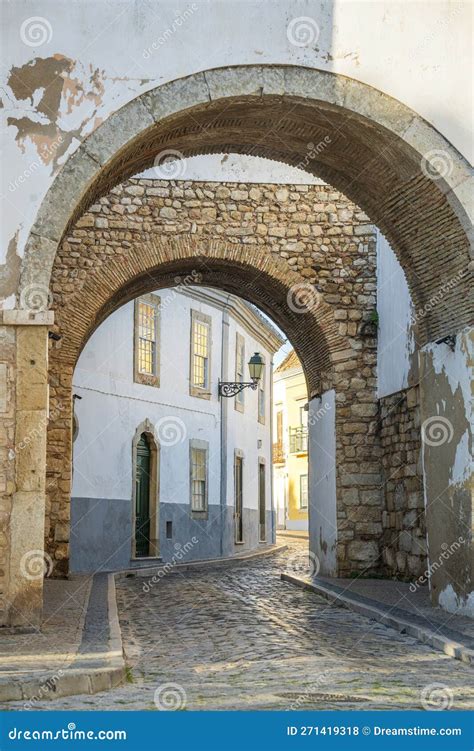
0,325,16,624
44,178,382,575
378,385,426,579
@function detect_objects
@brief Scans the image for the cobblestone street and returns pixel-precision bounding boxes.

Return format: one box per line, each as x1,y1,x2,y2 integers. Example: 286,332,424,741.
5,541,473,711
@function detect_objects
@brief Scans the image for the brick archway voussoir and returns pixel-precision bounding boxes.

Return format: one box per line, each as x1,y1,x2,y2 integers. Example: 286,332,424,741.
51,236,344,397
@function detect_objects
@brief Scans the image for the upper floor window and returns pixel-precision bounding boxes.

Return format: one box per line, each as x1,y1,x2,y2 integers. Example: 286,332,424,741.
190,310,211,398
235,332,245,411
300,474,308,509
134,295,160,387
190,440,208,515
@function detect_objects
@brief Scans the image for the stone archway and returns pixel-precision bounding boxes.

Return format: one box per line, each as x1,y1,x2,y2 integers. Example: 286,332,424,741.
46,233,355,575
5,64,473,626
19,65,472,343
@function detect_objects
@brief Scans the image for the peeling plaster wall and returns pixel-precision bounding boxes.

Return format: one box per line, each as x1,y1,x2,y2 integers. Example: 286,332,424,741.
1,0,472,303
419,328,473,616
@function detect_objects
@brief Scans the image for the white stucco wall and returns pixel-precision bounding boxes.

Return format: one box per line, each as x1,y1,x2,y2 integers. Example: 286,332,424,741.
2,0,472,283
376,230,417,398
72,287,276,517
224,313,273,518
308,389,337,576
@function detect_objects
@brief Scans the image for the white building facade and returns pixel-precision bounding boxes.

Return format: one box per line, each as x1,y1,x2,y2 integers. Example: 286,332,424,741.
70,286,283,573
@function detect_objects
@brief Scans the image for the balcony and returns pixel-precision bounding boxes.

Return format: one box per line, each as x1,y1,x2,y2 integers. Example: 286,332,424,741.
289,426,308,454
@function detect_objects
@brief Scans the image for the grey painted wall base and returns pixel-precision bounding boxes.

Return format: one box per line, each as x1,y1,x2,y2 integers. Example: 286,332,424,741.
70,497,273,573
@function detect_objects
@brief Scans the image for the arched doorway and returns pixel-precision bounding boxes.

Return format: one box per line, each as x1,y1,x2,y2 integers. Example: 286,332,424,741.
6,65,472,627
134,433,152,558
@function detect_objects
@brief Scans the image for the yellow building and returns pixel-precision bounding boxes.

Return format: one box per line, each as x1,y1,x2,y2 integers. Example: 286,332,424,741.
272,350,308,532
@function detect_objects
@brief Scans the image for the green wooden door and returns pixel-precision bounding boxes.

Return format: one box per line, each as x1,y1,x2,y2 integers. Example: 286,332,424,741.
135,433,151,557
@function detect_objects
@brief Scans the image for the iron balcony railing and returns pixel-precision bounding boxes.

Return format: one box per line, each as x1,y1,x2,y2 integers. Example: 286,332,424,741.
289,426,308,454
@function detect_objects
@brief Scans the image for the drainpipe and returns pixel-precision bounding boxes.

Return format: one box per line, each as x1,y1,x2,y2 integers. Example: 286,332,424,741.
219,301,231,557
270,357,275,543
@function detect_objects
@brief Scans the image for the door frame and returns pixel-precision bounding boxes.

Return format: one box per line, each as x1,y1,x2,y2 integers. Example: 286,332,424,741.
131,419,160,559
258,457,266,542
234,449,244,544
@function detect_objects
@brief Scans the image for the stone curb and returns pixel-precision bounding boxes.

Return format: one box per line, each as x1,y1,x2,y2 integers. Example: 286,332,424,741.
281,573,474,666
115,542,287,580
0,575,126,704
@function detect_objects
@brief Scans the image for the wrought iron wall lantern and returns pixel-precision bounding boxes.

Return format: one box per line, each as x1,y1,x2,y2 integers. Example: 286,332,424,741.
218,352,264,398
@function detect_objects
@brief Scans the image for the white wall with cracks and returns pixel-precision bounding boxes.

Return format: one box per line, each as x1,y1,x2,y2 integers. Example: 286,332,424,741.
1,0,472,304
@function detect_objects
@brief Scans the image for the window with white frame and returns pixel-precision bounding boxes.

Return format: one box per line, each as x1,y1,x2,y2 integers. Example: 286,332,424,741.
300,474,308,509
190,441,208,513
190,311,211,397
134,295,160,386
235,332,245,411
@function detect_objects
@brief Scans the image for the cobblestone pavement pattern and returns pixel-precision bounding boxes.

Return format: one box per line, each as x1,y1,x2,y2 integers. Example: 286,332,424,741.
4,541,474,710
